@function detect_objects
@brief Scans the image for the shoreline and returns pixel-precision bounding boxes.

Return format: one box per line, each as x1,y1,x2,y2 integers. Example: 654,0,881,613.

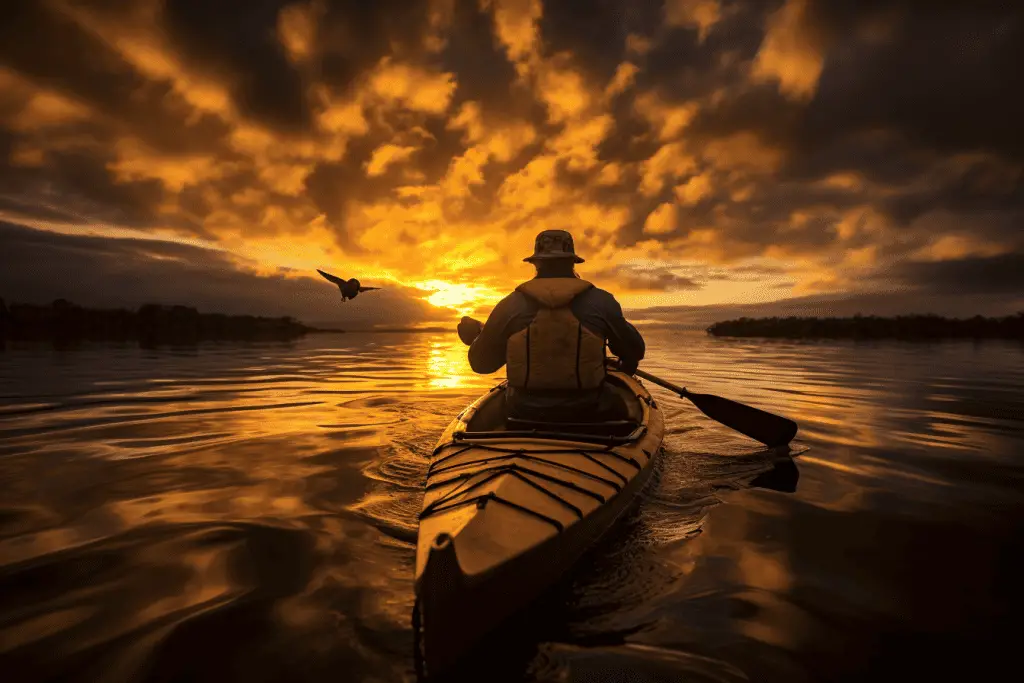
706,314,1024,340
1,299,313,344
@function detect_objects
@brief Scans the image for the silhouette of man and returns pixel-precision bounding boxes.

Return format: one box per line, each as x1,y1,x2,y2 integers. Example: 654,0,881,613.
457,230,645,421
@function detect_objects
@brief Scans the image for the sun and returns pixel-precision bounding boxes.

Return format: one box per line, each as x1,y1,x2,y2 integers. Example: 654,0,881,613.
413,280,503,317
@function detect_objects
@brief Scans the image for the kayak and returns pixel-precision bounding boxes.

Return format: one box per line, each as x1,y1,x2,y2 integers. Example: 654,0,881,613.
414,370,665,674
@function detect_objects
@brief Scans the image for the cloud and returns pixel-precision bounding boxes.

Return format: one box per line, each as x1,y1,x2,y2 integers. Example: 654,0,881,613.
635,287,1024,330
592,264,702,292
643,203,678,236
665,0,722,42
365,144,419,177
366,59,457,114
160,0,312,132
492,0,543,67
751,0,824,100
0,0,1021,322
0,220,452,329
891,253,1024,297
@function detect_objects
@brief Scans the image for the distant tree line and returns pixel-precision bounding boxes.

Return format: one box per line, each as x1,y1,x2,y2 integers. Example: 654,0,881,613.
706,314,1024,340
0,298,316,345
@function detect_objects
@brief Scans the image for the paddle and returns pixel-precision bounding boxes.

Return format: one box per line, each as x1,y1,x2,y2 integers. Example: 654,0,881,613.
628,366,798,448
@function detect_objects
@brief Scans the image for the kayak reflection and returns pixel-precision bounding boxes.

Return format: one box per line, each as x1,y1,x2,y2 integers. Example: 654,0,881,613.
413,450,802,682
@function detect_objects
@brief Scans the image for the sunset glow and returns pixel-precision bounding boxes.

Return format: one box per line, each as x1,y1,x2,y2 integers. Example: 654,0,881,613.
0,0,1021,328
413,281,504,317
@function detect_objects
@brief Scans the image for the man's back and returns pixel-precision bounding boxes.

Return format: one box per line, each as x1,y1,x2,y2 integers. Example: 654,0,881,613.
466,278,645,419
457,229,645,419
467,283,644,375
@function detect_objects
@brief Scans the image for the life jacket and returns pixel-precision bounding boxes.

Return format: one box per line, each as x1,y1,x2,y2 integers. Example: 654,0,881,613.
505,278,606,391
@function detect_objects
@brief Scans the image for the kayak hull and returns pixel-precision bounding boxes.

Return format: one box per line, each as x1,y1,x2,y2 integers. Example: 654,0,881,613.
414,371,664,674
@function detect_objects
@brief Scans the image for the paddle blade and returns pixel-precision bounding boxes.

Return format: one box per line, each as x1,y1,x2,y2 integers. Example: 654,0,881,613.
683,392,798,447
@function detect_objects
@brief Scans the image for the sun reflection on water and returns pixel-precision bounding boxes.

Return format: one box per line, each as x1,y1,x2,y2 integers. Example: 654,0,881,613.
425,337,473,390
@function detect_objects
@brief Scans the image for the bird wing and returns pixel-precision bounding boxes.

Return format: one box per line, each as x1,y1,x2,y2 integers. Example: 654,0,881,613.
317,269,346,286
358,286,381,292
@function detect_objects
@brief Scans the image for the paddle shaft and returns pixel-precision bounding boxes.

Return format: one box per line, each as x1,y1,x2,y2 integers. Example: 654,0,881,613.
627,365,798,447
632,368,690,396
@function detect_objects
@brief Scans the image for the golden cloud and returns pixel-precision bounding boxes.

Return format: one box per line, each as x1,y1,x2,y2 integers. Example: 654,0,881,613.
640,143,697,196
701,132,783,172
751,0,825,100
664,0,722,42
498,154,559,212
443,118,536,197
108,138,232,192
277,2,319,64
0,71,91,131
367,59,457,114
604,62,639,99
643,203,678,236
911,234,1012,263
536,61,593,123
448,101,486,144
490,0,543,69
634,92,698,141
675,173,713,205
547,114,613,171
365,144,419,177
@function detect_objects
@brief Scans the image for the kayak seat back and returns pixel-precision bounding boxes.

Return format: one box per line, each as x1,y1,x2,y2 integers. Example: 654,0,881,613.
505,417,640,437
463,374,644,433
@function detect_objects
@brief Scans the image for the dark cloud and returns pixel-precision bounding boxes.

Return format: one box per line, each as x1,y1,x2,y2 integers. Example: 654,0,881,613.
539,0,663,82
688,83,799,149
597,96,661,164
633,251,1024,328
634,288,1024,329
0,2,145,112
639,1,774,100
442,0,520,111
892,253,1024,297
593,264,702,292
0,1,231,154
781,129,937,186
679,1,1024,231
0,220,448,328
161,0,311,132
1,149,170,229
802,4,1024,161
620,1,1024,262
303,137,399,248
316,0,437,90
0,194,84,224
455,140,546,222
412,115,473,185
880,163,1024,228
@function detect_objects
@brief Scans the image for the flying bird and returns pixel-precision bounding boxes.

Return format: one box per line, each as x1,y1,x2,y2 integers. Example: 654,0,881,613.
317,269,381,301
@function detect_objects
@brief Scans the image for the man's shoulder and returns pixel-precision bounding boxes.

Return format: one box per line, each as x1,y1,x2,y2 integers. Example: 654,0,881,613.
579,284,618,304
489,289,533,317
574,284,623,316
498,289,530,306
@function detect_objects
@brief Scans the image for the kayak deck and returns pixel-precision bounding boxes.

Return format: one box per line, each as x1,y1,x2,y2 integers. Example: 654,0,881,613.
414,371,664,673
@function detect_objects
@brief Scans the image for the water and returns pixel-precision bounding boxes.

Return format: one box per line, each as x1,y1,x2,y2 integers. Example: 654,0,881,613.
1,331,1022,682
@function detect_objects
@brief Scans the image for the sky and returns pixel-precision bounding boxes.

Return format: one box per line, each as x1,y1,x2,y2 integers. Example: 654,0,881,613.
1,0,1022,328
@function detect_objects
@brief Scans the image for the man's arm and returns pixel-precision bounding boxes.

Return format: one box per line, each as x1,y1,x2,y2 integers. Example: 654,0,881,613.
602,294,645,373
467,293,521,374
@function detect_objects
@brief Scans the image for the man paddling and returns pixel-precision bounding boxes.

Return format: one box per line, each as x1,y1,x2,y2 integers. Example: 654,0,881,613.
457,229,645,421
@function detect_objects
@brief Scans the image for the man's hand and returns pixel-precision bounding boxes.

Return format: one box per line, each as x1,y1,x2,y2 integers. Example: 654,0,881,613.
457,316,484,346
616,357,639,375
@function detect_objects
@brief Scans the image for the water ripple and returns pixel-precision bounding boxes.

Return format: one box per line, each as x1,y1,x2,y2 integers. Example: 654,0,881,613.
0,331,1021,682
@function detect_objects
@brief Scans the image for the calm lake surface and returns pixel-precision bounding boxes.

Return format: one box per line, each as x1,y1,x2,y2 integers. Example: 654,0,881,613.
1,330,1022,682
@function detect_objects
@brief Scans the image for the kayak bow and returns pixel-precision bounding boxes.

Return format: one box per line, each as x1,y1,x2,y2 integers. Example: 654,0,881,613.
414,370,664,674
